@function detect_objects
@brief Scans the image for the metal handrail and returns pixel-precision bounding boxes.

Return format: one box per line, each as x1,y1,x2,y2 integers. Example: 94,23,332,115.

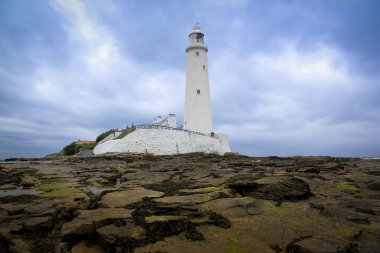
130,124,218,139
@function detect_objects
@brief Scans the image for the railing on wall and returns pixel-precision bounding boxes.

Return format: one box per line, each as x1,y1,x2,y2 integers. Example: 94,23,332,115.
130,124,218,139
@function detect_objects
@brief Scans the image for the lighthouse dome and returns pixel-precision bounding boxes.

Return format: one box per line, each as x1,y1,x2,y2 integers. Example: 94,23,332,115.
190,24,203,35
191,24,201,33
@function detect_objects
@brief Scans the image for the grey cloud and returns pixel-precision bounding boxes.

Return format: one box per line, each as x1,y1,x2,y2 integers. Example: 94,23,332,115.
1,0,379,158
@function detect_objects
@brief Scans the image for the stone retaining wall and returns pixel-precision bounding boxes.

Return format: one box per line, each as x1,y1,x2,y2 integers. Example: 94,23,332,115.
93,129,230,155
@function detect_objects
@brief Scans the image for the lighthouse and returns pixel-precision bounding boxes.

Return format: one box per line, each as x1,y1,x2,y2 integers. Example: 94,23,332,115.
183,24,213,134
93,24,231,156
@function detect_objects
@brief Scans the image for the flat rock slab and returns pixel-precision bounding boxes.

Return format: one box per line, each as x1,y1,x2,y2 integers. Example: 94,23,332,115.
0,211,7,224
77,208,133,221
199,197,255,218
24,202,55,216
178,187,221,194
134,224,274,253
1,154,379,253
227,175,310,201
97,223,146,244
23,216,52,230
145,215,186,224
368,182,380,191
71,241,104,253
344,199,379,215
98,189,164,208
290,237,352,253
10,224,24,233
80,208,133,228
0,184,17,190
154,190,230,205
1,204,25,215
9,239,31,253
61,219,94,238
62,208,134,238
199,197,255,211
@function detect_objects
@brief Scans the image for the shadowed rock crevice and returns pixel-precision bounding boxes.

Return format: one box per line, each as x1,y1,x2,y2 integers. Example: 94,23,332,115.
208,212,231,228
0,235,10,252
145,179,194,196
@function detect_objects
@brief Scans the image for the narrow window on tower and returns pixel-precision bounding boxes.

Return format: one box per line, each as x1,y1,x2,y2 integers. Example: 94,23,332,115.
203,65,205,70
197,89,200,95
196,51,199,56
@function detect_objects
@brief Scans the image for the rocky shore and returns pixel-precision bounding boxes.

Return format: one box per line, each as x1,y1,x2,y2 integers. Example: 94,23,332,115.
0,153,379,253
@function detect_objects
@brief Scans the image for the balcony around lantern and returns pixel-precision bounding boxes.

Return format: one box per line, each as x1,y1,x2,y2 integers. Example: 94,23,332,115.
186,42,208,53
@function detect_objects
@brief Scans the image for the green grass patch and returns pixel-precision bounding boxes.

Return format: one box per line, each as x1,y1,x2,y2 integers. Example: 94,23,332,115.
37,180,68,191
109,209,124,217
202,186,219,191
331,230,352,238
116,165,126,173
180,187,219,194
79,143,96,150
335,182,359,191
230,234,248,253
90,181,101,187
115,128,135,139
61,142,96,156
259,201,290,224
38,183,57,192
360,224,380,233
96,129,116,143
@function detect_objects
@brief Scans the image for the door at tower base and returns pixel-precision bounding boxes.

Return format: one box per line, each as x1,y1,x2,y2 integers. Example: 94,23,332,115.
93,129,231,155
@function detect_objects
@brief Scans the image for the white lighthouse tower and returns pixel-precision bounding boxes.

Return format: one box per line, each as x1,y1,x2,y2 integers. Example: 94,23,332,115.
183,24,213,134
93,24,231,156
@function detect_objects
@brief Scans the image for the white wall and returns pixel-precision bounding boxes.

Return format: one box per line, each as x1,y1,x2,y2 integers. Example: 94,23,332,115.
215,133,231,154
167,114,177,128
93,129,230,155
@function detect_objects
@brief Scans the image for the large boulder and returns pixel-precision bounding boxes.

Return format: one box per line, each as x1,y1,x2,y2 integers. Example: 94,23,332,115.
227,175,310,201
20,177,36,187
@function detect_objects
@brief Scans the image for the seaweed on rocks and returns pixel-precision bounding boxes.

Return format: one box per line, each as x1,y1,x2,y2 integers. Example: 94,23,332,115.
145,179,194,196
208,212,231,228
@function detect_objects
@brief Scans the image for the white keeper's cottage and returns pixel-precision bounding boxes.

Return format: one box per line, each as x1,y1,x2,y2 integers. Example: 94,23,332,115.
93,25,230,155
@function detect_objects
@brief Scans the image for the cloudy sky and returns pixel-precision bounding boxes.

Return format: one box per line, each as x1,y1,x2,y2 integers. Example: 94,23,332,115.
1,0,379,159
